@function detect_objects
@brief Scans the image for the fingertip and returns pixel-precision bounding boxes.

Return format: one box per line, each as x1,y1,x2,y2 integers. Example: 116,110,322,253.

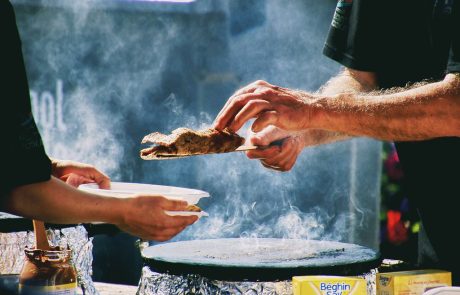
251,124,260,133
214,119,226,131
99,178,111,189
228,122,239,133
251,122,269,134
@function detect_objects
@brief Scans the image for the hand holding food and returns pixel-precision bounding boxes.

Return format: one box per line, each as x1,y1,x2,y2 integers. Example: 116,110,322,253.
140,127,245,159
213,80,319,133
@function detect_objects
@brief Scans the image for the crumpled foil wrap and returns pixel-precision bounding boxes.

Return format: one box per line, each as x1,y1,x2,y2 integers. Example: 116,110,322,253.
137,266,379,295
361,268,378,295
0,225,98,295
137,266,292,295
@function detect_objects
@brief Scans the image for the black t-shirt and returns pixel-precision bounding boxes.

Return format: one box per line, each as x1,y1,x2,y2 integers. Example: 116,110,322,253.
0,1,51,199
324,0,460,283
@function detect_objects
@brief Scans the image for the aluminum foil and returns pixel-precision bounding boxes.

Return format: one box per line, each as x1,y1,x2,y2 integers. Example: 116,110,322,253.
137,266,292,295
137,266,379,295
0,225,98,295
361,268,378,295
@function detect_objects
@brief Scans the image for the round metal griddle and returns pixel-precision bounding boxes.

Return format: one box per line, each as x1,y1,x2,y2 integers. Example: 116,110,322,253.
142,238,381,281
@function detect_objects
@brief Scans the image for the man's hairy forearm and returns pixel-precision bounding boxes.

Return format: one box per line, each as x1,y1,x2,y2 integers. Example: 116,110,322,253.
297,68,379,145
318,68,378,95
312,73,460,141
4,177,122,224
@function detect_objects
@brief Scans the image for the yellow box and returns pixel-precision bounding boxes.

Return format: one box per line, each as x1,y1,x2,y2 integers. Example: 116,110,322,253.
292,275,367,295
376,269,451,295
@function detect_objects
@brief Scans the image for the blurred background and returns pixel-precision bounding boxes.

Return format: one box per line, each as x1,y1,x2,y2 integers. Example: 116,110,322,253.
9,0,405,285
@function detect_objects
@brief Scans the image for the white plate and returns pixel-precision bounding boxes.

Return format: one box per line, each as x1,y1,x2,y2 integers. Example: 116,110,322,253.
78,181,210,205
165,210,209,217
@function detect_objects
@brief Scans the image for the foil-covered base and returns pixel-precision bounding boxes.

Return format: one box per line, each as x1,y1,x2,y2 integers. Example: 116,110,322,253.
137,266,379,295
362,268,378,295
137,266,292,295
0,225,98,295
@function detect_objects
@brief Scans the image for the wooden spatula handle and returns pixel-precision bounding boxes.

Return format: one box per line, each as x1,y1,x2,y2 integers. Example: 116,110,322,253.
33,220,51,251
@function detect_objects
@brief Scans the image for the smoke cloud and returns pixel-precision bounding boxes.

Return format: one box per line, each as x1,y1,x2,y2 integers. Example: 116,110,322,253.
14,0,381,250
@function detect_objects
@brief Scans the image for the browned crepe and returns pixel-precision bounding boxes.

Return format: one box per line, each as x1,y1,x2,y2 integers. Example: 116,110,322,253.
140,127,245,160
185,204,202,212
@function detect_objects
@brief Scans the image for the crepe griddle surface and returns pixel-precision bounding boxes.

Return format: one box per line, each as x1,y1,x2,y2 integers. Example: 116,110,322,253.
142,238,380,281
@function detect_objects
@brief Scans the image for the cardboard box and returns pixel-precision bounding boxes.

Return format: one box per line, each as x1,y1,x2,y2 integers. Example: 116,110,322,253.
292,275,367,295
376,269,451,295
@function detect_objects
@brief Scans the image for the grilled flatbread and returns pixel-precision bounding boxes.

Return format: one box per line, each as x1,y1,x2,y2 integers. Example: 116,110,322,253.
140,127,245,160
185,204,202,212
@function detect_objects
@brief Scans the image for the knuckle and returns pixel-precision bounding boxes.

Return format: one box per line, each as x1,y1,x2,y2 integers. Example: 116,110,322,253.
246,99,258,106
155,196,167,204
260,88,273,96
254,80,267,86
245,99,260,108
233,96,245,107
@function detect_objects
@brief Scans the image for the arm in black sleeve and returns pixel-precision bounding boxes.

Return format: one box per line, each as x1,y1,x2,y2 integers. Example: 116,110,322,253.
322,0,382,71
0,1,51,199
447,0,460,73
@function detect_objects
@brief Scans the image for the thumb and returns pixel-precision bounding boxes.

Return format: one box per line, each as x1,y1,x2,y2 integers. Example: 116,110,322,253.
249,126,289,146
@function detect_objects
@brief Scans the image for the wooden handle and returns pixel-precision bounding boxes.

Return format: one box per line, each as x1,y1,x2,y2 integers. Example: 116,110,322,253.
236,137,288,152
33,220,51,251
235,145,258,151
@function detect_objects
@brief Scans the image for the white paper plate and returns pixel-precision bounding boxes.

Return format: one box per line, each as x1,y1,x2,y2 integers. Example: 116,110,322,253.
78,181,210,205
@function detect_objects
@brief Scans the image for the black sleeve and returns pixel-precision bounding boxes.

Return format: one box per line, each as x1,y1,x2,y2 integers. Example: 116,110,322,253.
322,0,382,71
447,0,460,73
0,1,51,197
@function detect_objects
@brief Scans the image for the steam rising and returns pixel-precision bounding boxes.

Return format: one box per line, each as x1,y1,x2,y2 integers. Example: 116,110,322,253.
15,0,381,249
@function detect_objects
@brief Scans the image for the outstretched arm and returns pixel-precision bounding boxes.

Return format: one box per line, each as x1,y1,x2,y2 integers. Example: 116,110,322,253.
3,177,197,241
312,73,460,141
215,73,460,141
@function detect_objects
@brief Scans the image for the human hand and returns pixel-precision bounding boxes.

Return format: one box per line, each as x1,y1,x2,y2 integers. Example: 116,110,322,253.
246,126,304,172
246,126,351,171
51,158,110,189
214,80,319,133
116,195,198,241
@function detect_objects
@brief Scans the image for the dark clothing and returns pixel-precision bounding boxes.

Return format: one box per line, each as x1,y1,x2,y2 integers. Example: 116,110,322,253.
323,0,460,284
0,1,51,199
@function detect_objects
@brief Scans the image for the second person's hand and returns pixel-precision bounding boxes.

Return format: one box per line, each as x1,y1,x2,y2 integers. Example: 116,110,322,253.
246,126,351,172
115,195,198,241
246,126,304,172
51,158,111,189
